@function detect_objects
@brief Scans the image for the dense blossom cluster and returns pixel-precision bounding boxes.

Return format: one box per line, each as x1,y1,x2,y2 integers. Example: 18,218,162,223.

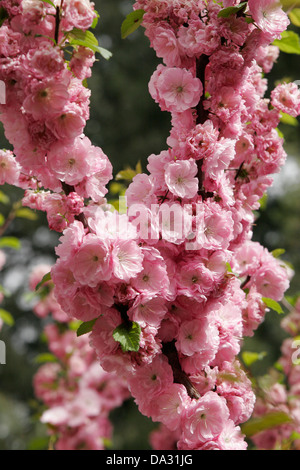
250,298,300,450
0,0,299,450
0,0,112,232
30,264,130,450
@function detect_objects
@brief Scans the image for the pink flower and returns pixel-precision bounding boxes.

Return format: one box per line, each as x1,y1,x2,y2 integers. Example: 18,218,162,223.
271,82,300,118
23,79,70,120
131,248,169,297
195,203,234,251
46,103,86,141
62,0,97,31
151,25,181,67
71,234,112,287
151,384,191,431
127,354,174,406
47,136,104,186
149,65,203,113
164,159,198,199
248,0,290,40
0,150,20,185
181,392,230,446
128,296,168,328
111,239,144,282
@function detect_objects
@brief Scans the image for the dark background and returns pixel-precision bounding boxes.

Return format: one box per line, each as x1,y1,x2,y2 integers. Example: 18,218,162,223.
0,0,299,449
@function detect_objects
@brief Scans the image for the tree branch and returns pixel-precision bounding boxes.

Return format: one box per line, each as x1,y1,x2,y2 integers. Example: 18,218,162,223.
162,340,200,400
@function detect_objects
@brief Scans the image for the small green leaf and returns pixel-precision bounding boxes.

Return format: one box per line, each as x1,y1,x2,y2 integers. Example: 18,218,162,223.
273,31,300,55
35,272,52,291
113,321,141,353
34,353,57,364
259,193,268,211
241,412,292,438
289,8,300,26
0,308,14,326
242,351,267,367
0,191,9,205
116,167,139,181
0,237,21,250
276,127,284,139
40,0,56,8
0,214,5,227
98,46,112,60
218,2,247,18
15,208,38,221
135,160,143,174
77,318,97,337
68,28,112,59
280,112,299,127
91,10,100,29
262,297,284,314
272,248,286,258
121,9,145,39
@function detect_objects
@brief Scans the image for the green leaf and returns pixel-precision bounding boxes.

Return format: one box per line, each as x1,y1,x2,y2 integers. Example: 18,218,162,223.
218,2,247,18
91,10,100,29
109,182,126,196
280,112,299,127
289,8,300,26
68,29,112,59
0,308,14,326
34,353,57,364
0,237,21,250
262,297,284,314
0,191,10,205
242,351,267,367
273,31,300,55
121,9,145,39
76,318,97,337
15,208,38,221
272,248,286,258
113,321,141,353
259,193,268,211
241,411,292,438
0,214,5,227
40,0,56,8
35,272,52,291
98,46,112,61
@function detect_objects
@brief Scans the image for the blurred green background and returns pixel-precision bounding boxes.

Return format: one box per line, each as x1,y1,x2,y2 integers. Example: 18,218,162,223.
0,0,300,450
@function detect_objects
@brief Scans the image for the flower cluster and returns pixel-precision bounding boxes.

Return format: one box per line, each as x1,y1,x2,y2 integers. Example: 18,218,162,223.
0,0,112,232
77,0,292,450
30,264,130,450
250,298,300,450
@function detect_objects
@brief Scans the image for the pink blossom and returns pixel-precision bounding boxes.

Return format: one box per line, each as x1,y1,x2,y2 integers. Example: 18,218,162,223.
149,65,203,113
23,79,70,120
62,0,97,31
248,0,290,40
71,234,112,287
180,392,230,447
0,150,20,185
111,239,144,282
128,296,168,328
164,159,198,199
271,82,300,118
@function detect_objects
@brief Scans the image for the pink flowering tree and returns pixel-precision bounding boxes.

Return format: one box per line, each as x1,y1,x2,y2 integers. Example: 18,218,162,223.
1,0,300,450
